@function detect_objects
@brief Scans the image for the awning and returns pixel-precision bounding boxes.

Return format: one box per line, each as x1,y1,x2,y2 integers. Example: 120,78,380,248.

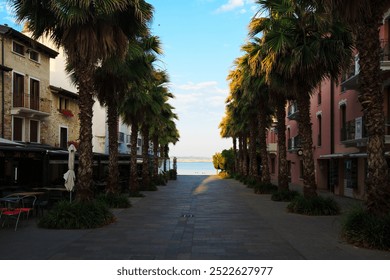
0,138,25,146
319,153,347,159
349,153,367,158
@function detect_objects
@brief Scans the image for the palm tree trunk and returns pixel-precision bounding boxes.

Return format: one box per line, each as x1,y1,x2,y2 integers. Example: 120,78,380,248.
238,135,244,175
106,102,120,194
276,97,289,191
129,123,139,194
233,137,237,174
258,109,270,184
242,133,249,176
75,62,95,201
249,117,258,178
164,145,169,171
296,94,317,198
153,135,159,179
141,125,150,189
355,7,390,215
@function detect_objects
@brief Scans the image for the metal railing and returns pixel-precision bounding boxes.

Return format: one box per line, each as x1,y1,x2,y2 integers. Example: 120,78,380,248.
12,94,50,113
288,135,301,150
340,118,367,142
381,39,390,61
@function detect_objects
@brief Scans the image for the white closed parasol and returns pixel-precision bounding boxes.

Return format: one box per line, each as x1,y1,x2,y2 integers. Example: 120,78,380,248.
63,144,77,202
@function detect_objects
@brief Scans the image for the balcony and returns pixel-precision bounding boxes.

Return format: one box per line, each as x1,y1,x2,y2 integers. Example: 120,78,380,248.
287,102,299,120
342,41,390,90
11,95,50,118
381,39,390,70
126,134,131,146
288,135,301,151
118,132,125,143
340,117,367,147
341,116,390,146
267,143,277,154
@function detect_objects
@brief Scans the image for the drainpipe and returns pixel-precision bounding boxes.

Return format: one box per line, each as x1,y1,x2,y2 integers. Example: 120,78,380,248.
330,78,335,154
1,33,4,138
329,78,335,193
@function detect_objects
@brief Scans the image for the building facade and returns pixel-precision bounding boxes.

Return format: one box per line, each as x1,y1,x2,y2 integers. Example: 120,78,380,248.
268,13,390,199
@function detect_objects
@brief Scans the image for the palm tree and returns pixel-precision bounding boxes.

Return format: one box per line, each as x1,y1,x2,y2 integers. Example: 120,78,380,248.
11,0,153,201
95,32,162,194
244,37,292,190
318,0,390,215
250,0,353,197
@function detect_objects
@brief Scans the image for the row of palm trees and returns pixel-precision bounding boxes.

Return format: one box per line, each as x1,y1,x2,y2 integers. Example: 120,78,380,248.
220,0,390,216
11,0,179,200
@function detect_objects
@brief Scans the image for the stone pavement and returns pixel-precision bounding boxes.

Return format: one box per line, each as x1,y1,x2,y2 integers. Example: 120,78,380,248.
0,175,389,260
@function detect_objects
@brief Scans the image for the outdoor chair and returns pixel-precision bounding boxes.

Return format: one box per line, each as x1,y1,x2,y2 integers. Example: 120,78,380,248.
0,194,36,231
19,195,37,220
0,195,24,231
34,189,50,216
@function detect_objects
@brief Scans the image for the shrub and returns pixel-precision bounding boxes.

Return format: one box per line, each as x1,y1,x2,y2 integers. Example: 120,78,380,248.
129,191,145,197
168,169,177,180
253,182,278,194
38,200,115,229
341,207,390,250
152,174,167,186
271,189,300,202
218,171,231,179
287,195,340,215
96,193,131,208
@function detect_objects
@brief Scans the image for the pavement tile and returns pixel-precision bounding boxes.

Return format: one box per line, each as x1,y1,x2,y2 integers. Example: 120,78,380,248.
1,175,390,260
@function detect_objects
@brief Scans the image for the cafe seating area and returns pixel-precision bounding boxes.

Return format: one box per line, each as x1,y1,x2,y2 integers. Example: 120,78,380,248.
0,186,69,230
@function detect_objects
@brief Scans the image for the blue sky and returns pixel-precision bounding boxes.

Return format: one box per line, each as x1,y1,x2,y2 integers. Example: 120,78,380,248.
0,0,258,158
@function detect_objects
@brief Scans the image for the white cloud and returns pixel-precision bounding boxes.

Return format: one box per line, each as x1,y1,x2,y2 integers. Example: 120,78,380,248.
176,81,218,91
216,0,244,13
214,0,258,15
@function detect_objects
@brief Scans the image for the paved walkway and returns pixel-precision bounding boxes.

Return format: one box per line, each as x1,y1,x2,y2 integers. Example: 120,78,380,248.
0,175,389,260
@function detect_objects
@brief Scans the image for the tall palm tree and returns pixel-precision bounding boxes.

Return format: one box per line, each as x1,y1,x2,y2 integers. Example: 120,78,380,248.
250,0,353,198
244,37,292,190
318,0,390,215
11,0,153,201
95,33,161,194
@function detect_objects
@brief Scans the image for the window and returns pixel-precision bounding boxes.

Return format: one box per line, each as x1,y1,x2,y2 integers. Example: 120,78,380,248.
30,78,40,110
13,117,24,141
137,138,142,147
30,120,39,143
59,97,68,110
13,72,24,107
12,41,24,55
60,127,68,149
29,50,39,62
317,115,322,146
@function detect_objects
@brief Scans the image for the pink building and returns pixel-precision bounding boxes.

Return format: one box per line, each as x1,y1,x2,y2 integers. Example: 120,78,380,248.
268,15,390,199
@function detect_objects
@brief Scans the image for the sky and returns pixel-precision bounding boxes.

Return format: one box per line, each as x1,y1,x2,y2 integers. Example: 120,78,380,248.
0,0,258,159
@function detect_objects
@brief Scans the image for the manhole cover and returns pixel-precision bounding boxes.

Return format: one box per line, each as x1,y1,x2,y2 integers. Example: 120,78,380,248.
181,214,194,218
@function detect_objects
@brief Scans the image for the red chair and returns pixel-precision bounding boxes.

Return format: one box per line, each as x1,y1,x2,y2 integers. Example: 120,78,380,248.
0,195,36,231
0,195,23,231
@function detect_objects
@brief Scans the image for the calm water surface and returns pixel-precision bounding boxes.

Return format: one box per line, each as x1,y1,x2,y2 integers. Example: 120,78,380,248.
176,161,217,175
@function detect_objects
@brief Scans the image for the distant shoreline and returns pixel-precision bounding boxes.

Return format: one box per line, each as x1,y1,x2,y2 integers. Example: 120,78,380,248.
175,157,212,163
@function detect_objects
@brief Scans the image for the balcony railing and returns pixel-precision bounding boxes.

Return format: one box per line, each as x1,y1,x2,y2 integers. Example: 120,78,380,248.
340,117,367,142
13,94,43,111
11,95,50,117
381,40,390,61
288,135,301,151
287,102,299,120
118,132,125,143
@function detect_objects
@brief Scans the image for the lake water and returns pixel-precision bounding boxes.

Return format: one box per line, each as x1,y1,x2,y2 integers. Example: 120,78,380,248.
176,161,217,175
